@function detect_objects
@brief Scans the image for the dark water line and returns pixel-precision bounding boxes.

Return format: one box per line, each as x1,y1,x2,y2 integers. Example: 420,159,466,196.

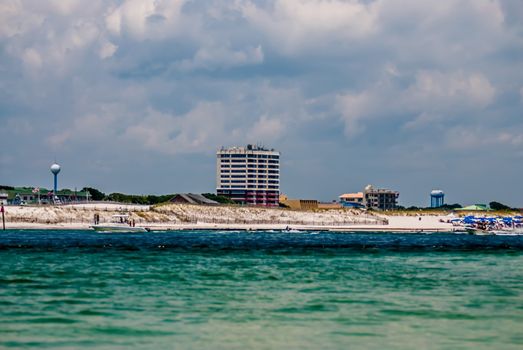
1,230,523,253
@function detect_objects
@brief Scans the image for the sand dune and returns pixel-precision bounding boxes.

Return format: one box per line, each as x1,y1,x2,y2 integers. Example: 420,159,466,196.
1,203,455,231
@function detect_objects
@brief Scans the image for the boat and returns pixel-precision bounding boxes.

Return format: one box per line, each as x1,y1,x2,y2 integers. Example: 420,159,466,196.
90,214,148,233
465,227,494,235
465,226,523,236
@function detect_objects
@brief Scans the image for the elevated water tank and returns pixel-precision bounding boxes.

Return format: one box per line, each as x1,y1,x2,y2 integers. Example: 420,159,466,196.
430,189,445,208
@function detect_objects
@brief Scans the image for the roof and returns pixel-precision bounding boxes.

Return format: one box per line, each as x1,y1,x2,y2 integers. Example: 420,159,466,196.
339,192,363,199
170,193,219,205
455,204,490,211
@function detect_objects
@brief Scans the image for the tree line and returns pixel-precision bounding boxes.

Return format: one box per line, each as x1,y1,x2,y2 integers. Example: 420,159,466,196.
396,201,516,211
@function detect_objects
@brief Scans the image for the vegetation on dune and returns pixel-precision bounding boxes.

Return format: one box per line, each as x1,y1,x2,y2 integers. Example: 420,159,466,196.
105,193,175,205
78,187,174,205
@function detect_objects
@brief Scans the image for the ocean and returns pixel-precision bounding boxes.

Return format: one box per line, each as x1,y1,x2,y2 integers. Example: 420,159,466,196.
1,230,523,349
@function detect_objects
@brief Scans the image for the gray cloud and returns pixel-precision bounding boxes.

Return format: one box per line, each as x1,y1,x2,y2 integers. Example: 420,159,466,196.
1,0,522,206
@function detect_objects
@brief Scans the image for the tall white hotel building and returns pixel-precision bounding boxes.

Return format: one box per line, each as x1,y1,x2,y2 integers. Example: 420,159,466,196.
216,145,280,206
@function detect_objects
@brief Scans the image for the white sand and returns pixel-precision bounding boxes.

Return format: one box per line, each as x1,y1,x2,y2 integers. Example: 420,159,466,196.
1,204,456,232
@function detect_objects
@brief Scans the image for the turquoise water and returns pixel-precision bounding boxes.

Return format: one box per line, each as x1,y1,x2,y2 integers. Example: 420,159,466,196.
1,230,523,349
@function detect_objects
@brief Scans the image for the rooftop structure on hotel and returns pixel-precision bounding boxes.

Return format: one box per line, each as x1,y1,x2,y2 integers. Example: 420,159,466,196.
216,145,280,206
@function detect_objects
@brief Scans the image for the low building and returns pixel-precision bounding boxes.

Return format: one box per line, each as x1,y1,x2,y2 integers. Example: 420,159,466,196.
170,193,219,205
363,184,399,210
455,204,490,211
339,192,364,208
281,199,319,210
318,202,342,210
4,187,90,205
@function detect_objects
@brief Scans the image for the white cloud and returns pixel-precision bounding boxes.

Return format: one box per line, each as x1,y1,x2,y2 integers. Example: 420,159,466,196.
99,40,118,59
22,47,42,70
123,103,237,155
445,127,523,151
337,70,496,136
47,0,84,16
408,71,495,110
336,92,373,137
105,0,186,40
178,45,263,71
247,115,285,142
237,0,378,53
0,0,44,38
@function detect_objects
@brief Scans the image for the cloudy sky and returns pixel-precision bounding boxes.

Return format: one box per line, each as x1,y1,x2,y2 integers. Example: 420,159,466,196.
1,0,522,206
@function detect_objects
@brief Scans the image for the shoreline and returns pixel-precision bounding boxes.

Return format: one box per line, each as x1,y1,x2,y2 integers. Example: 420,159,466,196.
2,222,458,233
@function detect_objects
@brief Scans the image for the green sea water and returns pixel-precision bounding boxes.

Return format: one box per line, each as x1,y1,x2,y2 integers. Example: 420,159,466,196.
1,230,523,349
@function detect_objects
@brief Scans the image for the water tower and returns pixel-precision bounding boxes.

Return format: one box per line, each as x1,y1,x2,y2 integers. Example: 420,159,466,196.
50,163,61,199
430,190,444,208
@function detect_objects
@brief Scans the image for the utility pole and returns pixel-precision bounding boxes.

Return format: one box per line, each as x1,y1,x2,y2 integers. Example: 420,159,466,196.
1,203,5,230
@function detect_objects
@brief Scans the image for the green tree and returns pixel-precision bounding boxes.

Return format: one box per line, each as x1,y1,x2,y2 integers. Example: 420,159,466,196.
82,187,106,201
202,193,235,204
439,203,462,210
489,201,511,210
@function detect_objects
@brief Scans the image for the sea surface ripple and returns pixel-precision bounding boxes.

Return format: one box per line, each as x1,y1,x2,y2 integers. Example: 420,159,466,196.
1,230,523,349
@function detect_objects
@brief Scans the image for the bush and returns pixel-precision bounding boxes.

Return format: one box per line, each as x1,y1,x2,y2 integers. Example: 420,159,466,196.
202,193,235,204
81,187,106,201
489,201,511,210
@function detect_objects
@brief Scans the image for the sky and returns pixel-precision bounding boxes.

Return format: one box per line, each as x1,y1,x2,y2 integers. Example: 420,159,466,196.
0,0,522,207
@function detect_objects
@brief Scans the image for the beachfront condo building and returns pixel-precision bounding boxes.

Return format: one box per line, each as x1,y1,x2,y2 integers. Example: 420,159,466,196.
216,145,280,206
363,184,399,210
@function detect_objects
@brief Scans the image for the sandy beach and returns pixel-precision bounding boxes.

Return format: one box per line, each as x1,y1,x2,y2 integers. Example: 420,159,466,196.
1,203,456,232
